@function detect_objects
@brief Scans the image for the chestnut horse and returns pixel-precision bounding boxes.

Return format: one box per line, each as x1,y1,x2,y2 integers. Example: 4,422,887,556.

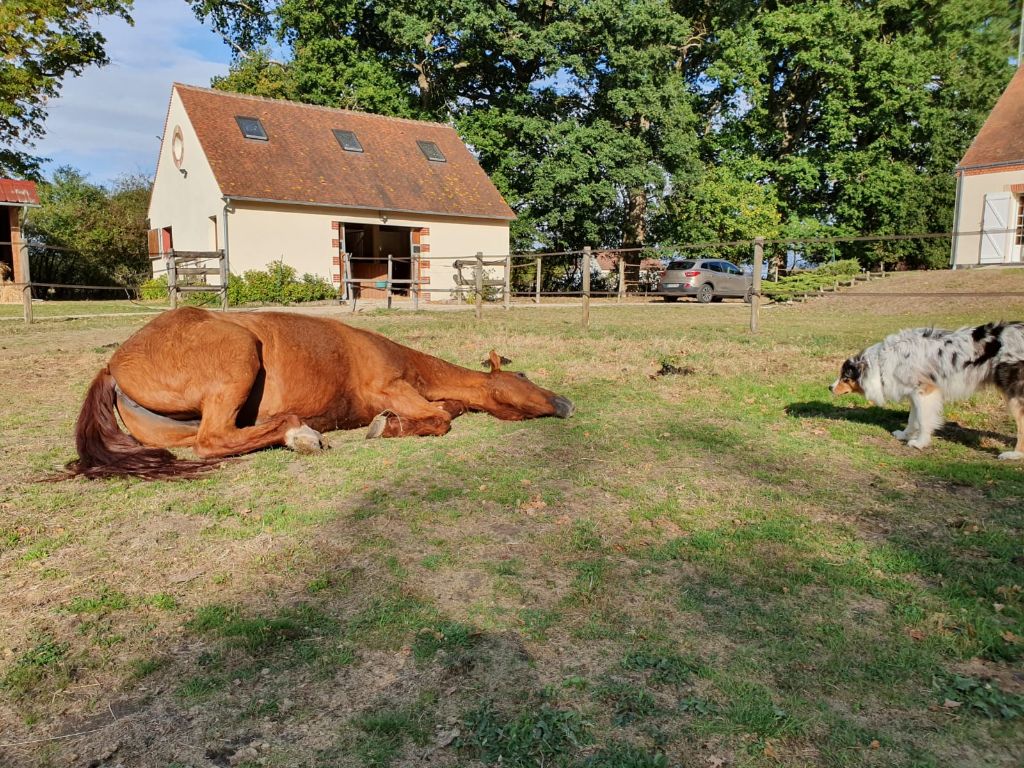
68,307,574,479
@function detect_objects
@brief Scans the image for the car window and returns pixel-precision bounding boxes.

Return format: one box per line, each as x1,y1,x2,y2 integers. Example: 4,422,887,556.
724,262,743,275
667,260,695,270
703,261,723,273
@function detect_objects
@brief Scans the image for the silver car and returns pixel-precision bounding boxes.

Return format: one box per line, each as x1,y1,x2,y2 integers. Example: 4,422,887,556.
659,259,753,303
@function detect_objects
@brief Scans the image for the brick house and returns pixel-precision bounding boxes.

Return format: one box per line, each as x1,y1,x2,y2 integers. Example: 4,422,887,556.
147,84,515,299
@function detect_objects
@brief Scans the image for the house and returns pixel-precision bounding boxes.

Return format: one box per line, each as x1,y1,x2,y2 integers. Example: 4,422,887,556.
0,179,39,303
951,67,1024,268
147,84,516,300
594,251,665,290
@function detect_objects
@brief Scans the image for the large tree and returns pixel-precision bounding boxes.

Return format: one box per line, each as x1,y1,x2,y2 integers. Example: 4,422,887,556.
0,0,134,179
192,0,1018,269
678,0,1017,267
27,168,151,290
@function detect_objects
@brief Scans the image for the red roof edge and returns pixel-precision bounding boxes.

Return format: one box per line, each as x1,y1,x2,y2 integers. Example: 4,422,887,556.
0,179,41,206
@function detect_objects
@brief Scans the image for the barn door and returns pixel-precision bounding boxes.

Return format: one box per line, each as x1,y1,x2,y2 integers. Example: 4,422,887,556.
980,192,1011,264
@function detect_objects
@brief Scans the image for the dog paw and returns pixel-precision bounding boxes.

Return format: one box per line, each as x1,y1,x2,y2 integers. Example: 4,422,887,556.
286,425,325,453
892,429,909,441
998,450,1024,461
907,438,930,450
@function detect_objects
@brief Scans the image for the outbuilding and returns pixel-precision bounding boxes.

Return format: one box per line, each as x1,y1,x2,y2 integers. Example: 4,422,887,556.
147,84,515,300
951,67,1024,268
0,179,39,304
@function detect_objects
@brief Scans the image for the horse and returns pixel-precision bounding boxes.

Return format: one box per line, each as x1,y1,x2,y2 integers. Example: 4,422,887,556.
67,307,574,480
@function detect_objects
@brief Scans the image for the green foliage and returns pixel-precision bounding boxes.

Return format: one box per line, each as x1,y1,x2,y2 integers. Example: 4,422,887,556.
1,636,70,698
762,260,863,301
27,168,151,291
226,260,336,305
350,705,430,767
190,0,1016,270
937,675,1024,719
0,1,134,177
460,702,591,767
577,743,668,768
411,620,477,662
140,275,168,300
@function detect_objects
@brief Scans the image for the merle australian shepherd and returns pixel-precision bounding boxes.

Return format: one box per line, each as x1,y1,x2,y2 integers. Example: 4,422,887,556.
830,322,1024,460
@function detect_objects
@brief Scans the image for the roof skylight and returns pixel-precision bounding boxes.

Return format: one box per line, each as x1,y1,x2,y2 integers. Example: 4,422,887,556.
235,116,268,141
334,129,364,152
417,140,446,162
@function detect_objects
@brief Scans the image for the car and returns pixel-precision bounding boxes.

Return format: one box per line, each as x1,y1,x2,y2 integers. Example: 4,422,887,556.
659,258,753,303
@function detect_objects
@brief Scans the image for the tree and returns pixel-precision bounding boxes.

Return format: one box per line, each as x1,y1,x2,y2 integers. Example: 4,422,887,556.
193,0,1019,271
679,0,1017,267
0,1,134,179
27,167,151,290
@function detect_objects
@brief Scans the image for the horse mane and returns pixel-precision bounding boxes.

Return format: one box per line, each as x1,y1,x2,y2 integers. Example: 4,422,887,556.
63,367,218,480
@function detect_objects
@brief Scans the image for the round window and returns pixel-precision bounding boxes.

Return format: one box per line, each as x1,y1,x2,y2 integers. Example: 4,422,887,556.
171,125,185,168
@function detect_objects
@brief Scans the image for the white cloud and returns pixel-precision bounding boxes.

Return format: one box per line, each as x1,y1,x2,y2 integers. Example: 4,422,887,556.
29,0,233,185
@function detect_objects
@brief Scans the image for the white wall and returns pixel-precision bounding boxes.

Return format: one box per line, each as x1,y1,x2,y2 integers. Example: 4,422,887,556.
225,201,510,296
147,88,225,255
952,166,1024,267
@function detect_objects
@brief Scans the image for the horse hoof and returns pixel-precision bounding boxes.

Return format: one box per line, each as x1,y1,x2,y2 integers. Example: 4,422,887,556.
286,425,324,453
907,438,930,450
366,412,388,439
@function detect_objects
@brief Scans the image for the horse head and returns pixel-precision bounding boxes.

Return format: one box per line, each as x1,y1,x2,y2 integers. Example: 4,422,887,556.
479,350,575,420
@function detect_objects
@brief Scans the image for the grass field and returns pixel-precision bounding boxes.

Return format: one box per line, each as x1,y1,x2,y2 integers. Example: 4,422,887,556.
1,269,1022,767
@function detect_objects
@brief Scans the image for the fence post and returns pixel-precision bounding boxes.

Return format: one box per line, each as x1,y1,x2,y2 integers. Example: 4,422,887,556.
750,237,763,334
618,255,625,303
475,251,483,321
386,252,393,310
413,250,419,311
219,248,228,311
582,246,591,331
535,256,542,304
504,253,511,310
166,254,178,309
22,283,32,324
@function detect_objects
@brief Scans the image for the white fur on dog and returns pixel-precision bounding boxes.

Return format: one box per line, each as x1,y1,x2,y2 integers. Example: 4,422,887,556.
832,323,1024,457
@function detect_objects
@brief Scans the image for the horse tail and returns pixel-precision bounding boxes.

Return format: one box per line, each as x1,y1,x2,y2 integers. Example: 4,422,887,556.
65,367,216,480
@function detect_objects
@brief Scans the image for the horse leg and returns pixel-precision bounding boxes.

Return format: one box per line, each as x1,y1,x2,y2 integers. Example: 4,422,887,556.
365,382,456,438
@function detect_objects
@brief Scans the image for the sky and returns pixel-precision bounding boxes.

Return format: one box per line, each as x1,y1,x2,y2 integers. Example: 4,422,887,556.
28,1,234,187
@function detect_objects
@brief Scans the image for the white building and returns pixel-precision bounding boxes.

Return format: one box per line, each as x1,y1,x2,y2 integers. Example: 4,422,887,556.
951,67,1024,268
147,84,515,299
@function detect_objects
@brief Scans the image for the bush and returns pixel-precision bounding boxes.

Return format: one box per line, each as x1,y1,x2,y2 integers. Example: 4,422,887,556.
140,275,168,300
763,259,862,302
226,260,336,306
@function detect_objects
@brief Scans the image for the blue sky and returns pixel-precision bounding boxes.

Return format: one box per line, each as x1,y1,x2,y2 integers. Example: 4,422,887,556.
29,1,234,186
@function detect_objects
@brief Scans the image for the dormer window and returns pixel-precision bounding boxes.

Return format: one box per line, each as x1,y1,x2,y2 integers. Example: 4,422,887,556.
334,129,363,152
235,116,268,141
417,140,446,162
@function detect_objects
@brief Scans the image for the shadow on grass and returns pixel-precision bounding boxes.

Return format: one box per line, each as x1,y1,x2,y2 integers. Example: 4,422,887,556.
787,400,1013,453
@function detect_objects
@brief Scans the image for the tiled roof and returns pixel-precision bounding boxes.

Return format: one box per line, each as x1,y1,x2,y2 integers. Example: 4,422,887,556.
174,84,515,220
0,179,40,206
958,67,1024,170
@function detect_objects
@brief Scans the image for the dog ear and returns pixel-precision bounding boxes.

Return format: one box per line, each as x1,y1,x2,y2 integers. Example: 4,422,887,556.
481,350,513,371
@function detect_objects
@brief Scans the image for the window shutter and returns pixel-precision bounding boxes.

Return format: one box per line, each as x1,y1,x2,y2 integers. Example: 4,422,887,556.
980,192,1012,264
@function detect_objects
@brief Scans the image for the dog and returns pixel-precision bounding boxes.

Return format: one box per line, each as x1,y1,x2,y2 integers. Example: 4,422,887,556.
830,322,1024,459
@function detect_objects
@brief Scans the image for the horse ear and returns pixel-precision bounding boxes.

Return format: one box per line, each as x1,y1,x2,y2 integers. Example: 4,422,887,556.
481,350,512,372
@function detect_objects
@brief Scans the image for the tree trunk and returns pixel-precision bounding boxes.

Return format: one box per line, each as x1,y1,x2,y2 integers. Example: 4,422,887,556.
622,187,647,291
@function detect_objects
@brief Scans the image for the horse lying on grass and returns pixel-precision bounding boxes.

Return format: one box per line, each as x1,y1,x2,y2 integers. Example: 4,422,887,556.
67,307,574,480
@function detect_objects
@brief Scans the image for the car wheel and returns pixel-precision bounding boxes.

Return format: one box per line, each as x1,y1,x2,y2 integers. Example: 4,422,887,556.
743,287,753,304
663,295,679,303
696,283,714,304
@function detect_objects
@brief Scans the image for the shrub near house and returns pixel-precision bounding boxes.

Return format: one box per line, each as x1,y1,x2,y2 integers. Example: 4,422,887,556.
140,261,336,306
